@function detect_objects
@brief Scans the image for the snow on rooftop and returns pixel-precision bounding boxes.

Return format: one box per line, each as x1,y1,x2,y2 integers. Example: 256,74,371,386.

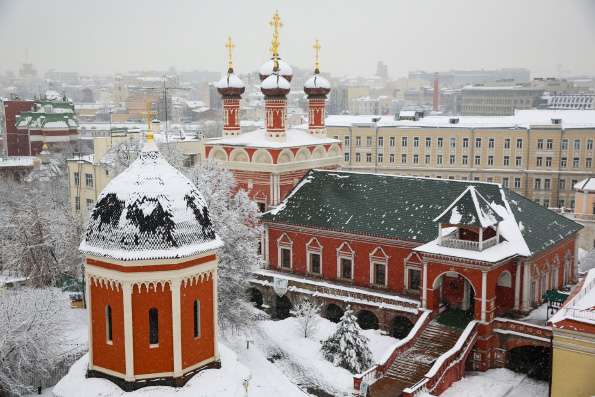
0,156,36,167
207,127,339,149
304,74,330,89
259,58,293,77
326,109,595,129
550,268,595,326
215,73,245,89
261,74,291,90
574,177,595,192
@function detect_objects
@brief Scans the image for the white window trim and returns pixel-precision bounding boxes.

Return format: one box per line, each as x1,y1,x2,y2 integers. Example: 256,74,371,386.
306,237,323,275
336,242,355,280
277,233,293,270
369,247,389,287
404,264,422,291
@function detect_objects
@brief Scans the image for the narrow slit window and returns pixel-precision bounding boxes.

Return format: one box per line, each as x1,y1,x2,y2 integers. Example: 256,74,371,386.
106,305,113,343
193,300,201,338
149,308,159,345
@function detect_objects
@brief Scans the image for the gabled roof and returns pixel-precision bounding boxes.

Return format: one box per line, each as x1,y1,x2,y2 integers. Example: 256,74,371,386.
434,186,503,228
263,170,582,258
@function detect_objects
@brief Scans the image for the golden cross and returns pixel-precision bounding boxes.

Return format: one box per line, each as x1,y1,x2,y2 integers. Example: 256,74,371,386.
225,36,235,71
313,39,321,72
269,10,282,60
143,100,157,141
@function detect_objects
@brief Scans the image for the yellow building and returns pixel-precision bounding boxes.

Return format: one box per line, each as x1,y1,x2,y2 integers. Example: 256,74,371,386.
326,109,595,211
549,268,595,397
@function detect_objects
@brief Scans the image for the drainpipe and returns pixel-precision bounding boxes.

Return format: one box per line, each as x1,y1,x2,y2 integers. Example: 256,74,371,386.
469,128,475,180
374,124,379,173
348,126,353,168
524,127,530,198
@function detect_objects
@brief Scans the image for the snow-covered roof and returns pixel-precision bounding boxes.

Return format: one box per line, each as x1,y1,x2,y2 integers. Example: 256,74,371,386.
574,177,595,192
304,74,330,89
263,170,581,262
80,141,223,261
261,74,291,90
259,58,293,78
0,156,36,168
206,128,339,149
434,186,503,228
215,73,245,89
326,109,595,129
550,268,595,326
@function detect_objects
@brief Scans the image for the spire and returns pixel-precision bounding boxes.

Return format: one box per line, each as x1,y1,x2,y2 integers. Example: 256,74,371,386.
269,10,282,71
225,36,235,74
313,38,321,74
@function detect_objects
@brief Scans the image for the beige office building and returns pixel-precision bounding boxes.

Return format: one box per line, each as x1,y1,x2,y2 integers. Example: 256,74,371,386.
326,109,595,213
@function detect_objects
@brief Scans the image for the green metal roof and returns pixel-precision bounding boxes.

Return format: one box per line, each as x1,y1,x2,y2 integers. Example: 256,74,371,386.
434,186,503,228
263,170,582,257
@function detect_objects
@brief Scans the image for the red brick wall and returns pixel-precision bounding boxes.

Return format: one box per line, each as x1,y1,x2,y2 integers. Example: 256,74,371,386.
180,276,216,369
90,282,125,374
267,226,412,293
132,283,174,375
4,100,34,155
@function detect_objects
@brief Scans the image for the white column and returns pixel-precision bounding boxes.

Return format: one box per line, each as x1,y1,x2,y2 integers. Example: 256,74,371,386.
422,259,428,309
171,279,182,377
123,282,134,381
85,274,94,370
514,263,521,310
437,224,442,244
479,227,484,251
481,271,487,322
521,261,532,311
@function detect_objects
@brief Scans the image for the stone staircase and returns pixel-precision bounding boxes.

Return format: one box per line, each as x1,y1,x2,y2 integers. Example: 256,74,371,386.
369,321,463,396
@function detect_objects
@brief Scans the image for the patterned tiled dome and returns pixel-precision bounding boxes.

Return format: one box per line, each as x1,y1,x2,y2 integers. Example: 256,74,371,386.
80,142,222,261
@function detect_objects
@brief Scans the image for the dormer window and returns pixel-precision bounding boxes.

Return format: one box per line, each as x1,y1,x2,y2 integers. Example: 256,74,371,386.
434,186,503,251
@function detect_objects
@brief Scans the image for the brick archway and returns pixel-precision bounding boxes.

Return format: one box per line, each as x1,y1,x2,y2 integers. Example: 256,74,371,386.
430,271,479,314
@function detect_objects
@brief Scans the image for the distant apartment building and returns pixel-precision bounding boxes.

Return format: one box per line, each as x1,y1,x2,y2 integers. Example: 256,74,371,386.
328,85,370,115
326,109,595,212
545,94,594,110
409,68,531,87
461,85,543,115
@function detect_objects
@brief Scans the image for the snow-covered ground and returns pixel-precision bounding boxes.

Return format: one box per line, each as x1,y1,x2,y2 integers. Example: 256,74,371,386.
420,368,548,397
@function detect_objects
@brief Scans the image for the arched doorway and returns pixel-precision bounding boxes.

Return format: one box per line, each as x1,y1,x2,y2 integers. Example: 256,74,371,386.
274,295,292,319
324,303,344,323
357,310,379,330
508,346,551,381
432,272,477,327
247,287,263,309
391,316,414,339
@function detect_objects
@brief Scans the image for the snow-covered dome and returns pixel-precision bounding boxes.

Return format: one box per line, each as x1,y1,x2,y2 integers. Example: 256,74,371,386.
304,74,331,97
260,74,291,96
80,142,222,261
259,58,293,82
215,72,246,97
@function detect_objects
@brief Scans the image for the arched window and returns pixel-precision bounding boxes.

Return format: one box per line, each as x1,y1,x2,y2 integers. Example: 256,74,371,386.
149,308,159,345
193,300,201,338
105,305,113,343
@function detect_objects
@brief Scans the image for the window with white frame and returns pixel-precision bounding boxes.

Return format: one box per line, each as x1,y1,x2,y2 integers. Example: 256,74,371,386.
306,238,322,275
337,242,354,280
372,262,387,286
278,234,293,269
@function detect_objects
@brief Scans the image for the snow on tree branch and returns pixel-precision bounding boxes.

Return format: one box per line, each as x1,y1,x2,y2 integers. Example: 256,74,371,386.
291,298,322,338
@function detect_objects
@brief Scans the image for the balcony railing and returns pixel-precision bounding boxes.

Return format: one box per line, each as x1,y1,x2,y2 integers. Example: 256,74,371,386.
440,235,498,251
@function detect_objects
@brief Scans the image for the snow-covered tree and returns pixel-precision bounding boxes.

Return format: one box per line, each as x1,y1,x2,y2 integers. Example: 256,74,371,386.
0,174,82,287
0,288,66,395
185,160,263,331
292,298,321,338
320,306,373,373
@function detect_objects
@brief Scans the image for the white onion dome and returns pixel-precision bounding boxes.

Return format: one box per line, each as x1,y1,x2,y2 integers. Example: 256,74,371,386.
260,73,291,97
259,58,293,82
304,71,331,97
80,142,223,261
215,69,245,97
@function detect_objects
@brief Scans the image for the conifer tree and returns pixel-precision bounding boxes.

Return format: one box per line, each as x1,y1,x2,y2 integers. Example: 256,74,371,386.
320,305,373,373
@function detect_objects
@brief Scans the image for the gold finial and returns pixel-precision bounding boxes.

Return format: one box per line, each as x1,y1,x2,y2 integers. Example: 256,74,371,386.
225,36,235,73
269,10,283,70
144,100,155,142
313,39,321,73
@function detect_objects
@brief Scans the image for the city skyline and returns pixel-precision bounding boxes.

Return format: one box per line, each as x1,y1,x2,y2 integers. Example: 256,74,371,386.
1,0,594,79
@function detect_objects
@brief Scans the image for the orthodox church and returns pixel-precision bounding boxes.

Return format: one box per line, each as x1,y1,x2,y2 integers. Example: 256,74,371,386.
80,123,222,389
204,11,342,211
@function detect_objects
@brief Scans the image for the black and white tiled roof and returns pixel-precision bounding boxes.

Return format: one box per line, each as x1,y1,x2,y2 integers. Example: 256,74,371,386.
80,142,223,261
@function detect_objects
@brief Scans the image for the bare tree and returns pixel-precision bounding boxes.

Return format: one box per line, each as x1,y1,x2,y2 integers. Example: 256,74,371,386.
0,288,66,395
292,298,322,338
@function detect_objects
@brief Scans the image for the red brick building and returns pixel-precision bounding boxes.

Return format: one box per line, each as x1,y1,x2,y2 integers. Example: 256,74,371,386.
252,170,581,395
204,20,341,211
2,98,80,156
80,135,222,390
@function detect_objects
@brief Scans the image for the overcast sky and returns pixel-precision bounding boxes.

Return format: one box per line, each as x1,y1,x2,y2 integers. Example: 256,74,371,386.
1,0,594,78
